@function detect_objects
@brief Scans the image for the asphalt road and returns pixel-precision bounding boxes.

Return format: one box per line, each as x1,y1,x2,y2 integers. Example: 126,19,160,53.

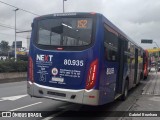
0,76,149,120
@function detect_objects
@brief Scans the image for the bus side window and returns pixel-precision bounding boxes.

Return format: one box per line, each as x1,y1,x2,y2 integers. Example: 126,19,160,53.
104,24,118,62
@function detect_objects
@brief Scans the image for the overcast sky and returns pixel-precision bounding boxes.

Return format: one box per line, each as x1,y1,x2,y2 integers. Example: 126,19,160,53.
0,0,160,49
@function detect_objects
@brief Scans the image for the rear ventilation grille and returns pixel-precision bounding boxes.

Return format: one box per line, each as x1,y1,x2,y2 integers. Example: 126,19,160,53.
47,91,66,97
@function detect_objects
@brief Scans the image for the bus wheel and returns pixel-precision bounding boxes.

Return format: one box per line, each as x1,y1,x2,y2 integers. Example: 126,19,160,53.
120,80,129,101
140,72,143,80
144,76,147,80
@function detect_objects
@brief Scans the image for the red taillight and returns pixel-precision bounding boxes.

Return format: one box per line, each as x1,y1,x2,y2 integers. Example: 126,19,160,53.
85,59,98,90
29,56,34,82
144,64,146,70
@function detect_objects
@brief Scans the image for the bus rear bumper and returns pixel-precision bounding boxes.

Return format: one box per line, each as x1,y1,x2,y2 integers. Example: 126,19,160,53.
27,81,99,106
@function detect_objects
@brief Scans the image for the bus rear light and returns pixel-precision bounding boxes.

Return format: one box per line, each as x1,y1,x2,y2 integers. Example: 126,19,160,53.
56,47,64,50
85,59,98,90
29,56,34,83
144,64,147,70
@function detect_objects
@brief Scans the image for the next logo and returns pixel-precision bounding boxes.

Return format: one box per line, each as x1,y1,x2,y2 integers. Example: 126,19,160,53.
36,54,53,62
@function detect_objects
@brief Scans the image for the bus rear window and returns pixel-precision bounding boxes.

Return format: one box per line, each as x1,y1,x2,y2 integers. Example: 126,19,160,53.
37,18,93,46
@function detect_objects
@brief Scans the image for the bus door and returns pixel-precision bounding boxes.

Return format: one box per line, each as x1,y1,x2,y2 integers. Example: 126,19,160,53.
134,48,138,84
115,38,125,95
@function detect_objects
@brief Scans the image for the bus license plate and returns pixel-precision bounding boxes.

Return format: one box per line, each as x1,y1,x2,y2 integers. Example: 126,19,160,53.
52,77,64,82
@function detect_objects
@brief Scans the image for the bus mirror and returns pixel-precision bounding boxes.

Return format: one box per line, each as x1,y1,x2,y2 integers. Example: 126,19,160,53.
51,25,63,34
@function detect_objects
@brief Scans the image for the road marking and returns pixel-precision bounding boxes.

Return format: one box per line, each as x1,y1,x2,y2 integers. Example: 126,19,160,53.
0,94,28,101
9,102,42,111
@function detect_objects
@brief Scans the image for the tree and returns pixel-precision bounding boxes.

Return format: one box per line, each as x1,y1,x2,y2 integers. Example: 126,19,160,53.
0,40,10,55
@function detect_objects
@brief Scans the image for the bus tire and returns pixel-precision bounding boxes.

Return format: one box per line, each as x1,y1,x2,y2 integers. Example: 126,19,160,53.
144,76,147,80
140,72,144,80
120,80,129,101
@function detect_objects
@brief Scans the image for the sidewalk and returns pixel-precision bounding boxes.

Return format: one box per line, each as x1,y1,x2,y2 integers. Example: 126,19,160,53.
122,68,160,120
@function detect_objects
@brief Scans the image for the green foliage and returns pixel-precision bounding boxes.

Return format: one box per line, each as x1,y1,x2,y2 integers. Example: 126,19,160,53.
0,40,10,54
0,60,28,73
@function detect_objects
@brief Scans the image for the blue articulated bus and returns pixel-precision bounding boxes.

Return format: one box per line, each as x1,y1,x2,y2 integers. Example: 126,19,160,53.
27,12,144,106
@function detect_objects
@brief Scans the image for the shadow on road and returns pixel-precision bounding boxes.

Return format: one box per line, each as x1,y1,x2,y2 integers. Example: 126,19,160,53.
49,81,146,120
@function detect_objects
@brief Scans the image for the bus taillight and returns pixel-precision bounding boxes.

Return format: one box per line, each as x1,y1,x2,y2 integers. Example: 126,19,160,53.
85,59,98,90
29,56,34,82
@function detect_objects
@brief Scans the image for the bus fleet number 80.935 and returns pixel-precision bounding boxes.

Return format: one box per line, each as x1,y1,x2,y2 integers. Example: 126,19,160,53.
64,59,84,66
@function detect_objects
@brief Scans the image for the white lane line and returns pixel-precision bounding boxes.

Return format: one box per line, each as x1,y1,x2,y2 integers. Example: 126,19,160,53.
9,102,42,111
0,94,28,101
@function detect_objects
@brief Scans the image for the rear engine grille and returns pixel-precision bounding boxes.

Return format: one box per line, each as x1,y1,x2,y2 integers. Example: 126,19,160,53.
47,91,66,97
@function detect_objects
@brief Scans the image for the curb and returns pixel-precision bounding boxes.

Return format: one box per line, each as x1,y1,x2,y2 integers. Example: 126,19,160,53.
0,77,26,84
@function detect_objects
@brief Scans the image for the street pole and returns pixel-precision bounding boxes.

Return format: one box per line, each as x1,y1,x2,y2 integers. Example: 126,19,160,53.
63,0,64,13
63,0,67,13
14,8,19,62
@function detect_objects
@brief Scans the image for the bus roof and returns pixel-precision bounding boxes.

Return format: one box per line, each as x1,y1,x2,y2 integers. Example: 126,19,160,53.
34,12,142,49
102,15,140,48
34,12,98,20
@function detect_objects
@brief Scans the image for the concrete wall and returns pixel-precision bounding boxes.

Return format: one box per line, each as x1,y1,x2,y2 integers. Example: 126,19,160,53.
0,72,27,80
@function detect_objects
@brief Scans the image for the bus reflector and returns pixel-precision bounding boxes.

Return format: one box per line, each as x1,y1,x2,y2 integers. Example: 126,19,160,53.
29,56,34,82
89,96,95,98
85,59,98,90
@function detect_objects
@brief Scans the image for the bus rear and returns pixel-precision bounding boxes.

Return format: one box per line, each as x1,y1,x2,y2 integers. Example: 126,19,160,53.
27,13,102,105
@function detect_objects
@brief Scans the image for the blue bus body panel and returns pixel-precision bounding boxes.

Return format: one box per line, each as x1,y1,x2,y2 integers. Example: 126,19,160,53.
29,14,102,90
31,48,92,89
28,13,133,105
99,61,118,104
93,15,118,105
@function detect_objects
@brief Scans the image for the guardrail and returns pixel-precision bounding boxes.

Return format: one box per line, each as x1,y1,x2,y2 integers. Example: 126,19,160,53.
0,72,27,83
